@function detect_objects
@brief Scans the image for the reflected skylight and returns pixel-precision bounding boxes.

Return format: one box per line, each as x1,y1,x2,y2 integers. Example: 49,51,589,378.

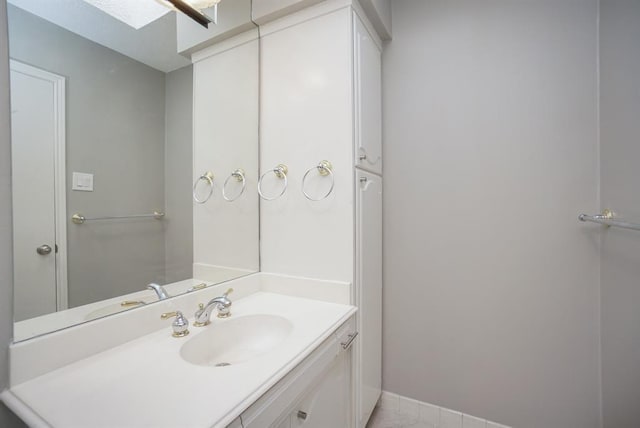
82,0,170,29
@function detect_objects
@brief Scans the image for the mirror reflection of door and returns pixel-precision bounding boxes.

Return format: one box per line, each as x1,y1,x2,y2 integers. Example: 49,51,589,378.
10,60,67,321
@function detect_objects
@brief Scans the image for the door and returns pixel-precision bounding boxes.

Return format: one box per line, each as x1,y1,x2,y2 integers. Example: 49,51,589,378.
355,170,382,427
290,349,352,428
353,13,382,175
10,61,67,321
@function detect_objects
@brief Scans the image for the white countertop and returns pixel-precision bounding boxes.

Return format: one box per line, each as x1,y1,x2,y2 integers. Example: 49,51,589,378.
7,291,356,428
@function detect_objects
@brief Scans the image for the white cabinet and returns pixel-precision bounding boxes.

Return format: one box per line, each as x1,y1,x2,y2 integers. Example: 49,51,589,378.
227,417,243,428
240,317,356,428
355,170,382,427
288,349,352,428
354,15,383,426
259,3,383,427
354,14,382,175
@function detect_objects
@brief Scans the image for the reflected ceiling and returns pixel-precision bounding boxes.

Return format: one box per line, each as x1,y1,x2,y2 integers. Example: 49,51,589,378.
7,0,190,72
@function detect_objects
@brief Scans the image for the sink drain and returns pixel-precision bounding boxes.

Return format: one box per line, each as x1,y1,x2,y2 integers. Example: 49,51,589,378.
214,362,231,367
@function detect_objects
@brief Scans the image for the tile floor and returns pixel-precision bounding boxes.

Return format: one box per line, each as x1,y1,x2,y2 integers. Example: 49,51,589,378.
365,394,510,428
366,405,432,428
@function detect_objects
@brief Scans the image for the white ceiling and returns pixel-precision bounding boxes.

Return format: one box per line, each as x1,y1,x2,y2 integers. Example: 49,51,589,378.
7,0,191,73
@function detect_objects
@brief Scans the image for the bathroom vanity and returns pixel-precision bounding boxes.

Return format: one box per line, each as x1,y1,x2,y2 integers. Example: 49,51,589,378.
2,274,357,427
2,0,383,426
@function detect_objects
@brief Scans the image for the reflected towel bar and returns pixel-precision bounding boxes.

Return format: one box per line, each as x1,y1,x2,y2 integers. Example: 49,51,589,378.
578,209,640,232
72,212,165,225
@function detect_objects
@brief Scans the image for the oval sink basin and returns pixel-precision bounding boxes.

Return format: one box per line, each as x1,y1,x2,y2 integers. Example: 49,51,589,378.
180,314,293,367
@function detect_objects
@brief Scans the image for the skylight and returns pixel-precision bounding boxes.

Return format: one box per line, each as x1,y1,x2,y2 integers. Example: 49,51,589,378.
82,0,171,29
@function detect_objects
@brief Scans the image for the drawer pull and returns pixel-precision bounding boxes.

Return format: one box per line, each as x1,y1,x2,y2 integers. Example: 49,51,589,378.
340,332,358,350
297,410,308,420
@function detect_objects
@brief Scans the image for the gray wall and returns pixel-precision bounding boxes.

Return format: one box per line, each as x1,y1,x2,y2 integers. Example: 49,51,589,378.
382,1,601,427
359,0,391,40
600,1,640,427
8,5,167,307
0,2,25,426
164,65,193,283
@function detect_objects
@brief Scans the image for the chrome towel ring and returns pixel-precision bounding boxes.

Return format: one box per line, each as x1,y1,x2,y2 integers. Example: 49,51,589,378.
193,171,214,204
302,160,334,201
258,164,288,201
223,169,246,202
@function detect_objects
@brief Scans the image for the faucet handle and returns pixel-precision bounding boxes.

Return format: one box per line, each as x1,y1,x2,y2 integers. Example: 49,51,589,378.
217,290,233,319
160,311,190,338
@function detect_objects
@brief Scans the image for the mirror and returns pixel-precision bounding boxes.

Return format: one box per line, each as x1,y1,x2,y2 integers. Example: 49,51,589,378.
7,0,259,341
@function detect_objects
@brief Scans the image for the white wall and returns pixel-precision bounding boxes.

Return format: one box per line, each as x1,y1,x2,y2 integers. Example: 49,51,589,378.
0,0,12,402
599,1,640,427
382,1,601,427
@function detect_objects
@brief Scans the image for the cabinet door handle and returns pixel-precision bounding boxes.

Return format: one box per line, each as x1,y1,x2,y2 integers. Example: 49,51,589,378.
297,410,308,420
341,332,358,350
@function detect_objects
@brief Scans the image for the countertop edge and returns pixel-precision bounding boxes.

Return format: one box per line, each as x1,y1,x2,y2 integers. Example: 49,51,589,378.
1,389,51,428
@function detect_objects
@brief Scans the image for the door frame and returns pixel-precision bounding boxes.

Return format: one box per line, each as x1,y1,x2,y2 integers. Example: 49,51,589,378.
10,60,68,311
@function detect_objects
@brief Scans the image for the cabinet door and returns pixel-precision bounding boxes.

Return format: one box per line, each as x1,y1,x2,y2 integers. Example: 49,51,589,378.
274,416,291,428
290,349,352,428
355,171,382,427
353,13,382,175
227,417,244,428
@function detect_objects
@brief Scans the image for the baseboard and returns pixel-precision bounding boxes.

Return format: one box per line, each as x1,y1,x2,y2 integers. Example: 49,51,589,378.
375,391,511,428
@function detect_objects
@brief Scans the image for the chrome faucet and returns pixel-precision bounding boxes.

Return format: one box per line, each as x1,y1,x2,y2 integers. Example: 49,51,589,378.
147,283,170,300
194,288,233,327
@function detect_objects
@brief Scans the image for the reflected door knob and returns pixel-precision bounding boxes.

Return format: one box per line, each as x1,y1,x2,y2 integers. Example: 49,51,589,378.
36,244,52,255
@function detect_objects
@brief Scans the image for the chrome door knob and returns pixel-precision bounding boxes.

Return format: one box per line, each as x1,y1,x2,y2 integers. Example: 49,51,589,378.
36,244,52,255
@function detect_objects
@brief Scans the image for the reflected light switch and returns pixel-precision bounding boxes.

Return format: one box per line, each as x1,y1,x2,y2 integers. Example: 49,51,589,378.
72,172,94,192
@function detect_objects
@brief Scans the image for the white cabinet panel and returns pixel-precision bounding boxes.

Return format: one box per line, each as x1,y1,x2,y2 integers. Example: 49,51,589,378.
258,5,382,427
260,7,354,282
291,350,352,428
241,316,356,428
354,13,382,175
227,417,244,428
192,33,260,277
274,416,291,428
356,170,382,427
